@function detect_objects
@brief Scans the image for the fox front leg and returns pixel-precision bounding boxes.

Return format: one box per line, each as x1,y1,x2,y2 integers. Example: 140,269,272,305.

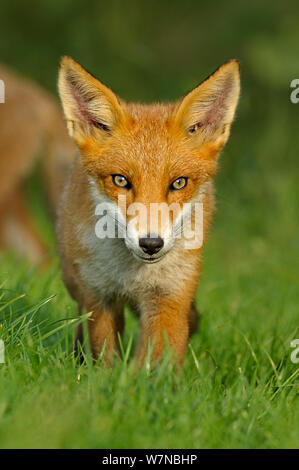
84,296,125,366
135,292,194,367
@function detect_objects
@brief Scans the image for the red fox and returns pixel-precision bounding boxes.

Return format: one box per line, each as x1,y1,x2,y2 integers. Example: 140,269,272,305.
0,59,240,367
57,57,240,367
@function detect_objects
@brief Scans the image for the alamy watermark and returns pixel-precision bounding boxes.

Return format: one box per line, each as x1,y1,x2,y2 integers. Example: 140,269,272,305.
290,79,299,103
94,196,204,250
0,339,4,364
290,339,299,364
0,80,5,103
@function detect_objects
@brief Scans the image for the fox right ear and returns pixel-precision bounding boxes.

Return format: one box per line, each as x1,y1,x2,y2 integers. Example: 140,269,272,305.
58,57,124,145
173,60,240,154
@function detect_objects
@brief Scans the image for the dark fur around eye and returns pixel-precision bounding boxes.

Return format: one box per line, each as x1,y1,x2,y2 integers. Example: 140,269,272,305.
93,120,110,132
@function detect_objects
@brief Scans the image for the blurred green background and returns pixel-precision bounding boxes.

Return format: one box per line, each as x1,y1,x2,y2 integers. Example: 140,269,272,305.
1,0,299,241
0,0,298,449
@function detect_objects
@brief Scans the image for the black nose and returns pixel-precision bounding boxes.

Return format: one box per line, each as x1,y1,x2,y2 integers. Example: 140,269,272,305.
139,236,164,255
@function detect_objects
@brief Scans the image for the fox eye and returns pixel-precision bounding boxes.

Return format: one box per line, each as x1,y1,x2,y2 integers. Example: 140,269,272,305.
112,174,132,189
170,177,188,191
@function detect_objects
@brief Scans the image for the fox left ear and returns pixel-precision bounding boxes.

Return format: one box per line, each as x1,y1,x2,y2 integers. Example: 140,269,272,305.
173,60,240,153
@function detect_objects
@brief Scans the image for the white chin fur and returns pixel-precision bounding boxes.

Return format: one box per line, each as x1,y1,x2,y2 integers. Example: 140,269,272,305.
131,252,164,264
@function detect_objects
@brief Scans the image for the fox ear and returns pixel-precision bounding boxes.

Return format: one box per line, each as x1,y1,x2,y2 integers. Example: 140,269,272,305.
58,56,124,145
173,60,240,152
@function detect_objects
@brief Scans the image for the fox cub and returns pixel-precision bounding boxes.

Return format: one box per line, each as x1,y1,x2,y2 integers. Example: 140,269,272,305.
58,57,240,367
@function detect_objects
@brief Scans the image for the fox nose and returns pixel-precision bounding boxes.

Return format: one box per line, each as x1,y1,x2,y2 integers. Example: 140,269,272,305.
139,236,164,255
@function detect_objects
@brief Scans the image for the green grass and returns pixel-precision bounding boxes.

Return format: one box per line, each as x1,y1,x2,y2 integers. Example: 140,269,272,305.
0,158,298,448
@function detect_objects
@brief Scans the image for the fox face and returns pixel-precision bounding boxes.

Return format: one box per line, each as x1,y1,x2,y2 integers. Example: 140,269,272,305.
58,57,240,263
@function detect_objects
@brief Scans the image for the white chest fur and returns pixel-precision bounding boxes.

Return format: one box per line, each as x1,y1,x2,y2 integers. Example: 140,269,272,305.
76,224,197,305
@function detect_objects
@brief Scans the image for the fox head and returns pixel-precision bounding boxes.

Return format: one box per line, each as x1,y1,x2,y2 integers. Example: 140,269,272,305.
58,57,240,263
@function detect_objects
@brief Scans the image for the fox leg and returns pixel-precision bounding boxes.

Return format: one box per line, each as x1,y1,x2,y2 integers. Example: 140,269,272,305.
84,297,125,366
135,292,195,367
